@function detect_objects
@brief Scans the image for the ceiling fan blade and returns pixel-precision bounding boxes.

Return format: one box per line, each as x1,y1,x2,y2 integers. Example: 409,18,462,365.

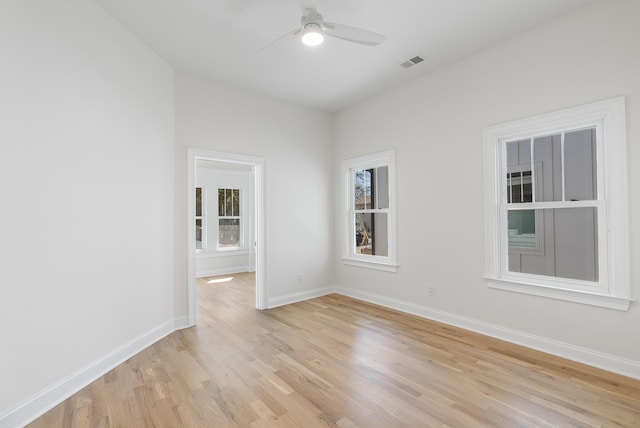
324,22,385,46
258,27,301,53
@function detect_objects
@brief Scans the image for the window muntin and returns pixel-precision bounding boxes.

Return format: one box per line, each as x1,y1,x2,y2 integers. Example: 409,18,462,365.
343,150,397,272
484,97,630,310
218,188,241,248
195,187,204,251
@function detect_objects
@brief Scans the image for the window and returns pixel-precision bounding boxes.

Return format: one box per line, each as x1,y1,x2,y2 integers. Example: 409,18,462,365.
218,188,241,248
484,97,631,310
195,187,204,250
343,150,397,272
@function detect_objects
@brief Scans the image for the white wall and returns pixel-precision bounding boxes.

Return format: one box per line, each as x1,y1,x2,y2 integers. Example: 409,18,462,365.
196,167,254,277
0,0,175,424
174,72,334,314
333,0,640,373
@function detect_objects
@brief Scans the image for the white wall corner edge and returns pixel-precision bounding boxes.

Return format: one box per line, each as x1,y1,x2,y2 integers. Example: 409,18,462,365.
335,286,640,381
0,319,176,428
266,286,337,309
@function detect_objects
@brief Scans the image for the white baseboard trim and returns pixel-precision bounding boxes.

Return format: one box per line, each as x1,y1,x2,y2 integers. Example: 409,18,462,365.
196,266,249,278
336,287,640,380
267,286,336,309
174,316,191,330
1,320,176,428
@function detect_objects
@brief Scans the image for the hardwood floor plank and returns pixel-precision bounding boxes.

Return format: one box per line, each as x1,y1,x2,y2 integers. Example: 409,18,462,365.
27,272,640,427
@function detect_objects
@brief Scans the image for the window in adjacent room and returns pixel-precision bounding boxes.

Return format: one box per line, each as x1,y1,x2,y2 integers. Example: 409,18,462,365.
195,187,204,251
343,150,397,272
218,188,241,248
483,97,631,310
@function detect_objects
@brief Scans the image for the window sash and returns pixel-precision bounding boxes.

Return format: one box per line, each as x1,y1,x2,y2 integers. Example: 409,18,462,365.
350,168,390,261
497,122,605,289
499,129,606,291
499,205,607,291
218,218,241,248
217,188,242,249
502,129,600,206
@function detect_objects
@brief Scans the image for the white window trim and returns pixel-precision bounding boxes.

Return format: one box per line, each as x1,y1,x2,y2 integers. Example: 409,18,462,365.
342,149,398,272
483,97,632,310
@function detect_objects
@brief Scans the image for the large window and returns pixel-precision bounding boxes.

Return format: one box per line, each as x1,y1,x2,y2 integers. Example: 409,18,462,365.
343,150,397,272
218,188,241,248
483,97,630,310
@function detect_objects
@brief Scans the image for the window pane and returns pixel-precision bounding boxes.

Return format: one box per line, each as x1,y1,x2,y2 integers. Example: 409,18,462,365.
354,169,372,210
366,169,373,208
225,189,233,217
196,219,203,250
506,139,531,167
218,189,225,216
355,213,388,256
195,187,202,217
508,210,536,249
506,171,533,204
508,207,598,282
354,170,363,209
565,128,597,201
354,167,389,210
376,166,389,209
506,140,532,203
219,219,240,247
232,189,240,216
534,134,563,202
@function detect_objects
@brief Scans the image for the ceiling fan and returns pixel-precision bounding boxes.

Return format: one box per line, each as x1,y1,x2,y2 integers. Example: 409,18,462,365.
261,2,385,51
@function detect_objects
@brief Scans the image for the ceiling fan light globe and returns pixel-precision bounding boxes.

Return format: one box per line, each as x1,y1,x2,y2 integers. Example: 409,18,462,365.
301,24,324,46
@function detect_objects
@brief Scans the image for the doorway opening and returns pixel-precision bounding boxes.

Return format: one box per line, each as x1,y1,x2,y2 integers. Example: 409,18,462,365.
187,148,266,326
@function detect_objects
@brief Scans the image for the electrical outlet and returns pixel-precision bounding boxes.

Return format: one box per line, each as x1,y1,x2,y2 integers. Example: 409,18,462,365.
296,274,303,283
428,287,437,297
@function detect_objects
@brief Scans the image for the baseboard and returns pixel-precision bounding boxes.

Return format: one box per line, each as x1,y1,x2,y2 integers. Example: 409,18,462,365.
336,287,640,380
267,286,336,309
1,320,176,428
196,266,249,278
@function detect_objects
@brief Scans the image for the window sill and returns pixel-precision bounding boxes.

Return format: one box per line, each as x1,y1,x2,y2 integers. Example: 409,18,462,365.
485,276,632,311
342,257,398,272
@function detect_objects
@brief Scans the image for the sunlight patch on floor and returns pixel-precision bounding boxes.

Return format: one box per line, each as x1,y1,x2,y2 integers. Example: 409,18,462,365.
208,277,234,284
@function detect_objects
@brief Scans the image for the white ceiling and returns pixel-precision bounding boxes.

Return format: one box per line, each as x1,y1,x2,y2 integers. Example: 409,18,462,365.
94,0,595,112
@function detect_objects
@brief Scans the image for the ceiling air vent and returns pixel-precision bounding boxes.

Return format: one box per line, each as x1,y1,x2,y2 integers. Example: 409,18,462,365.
400,55,425,69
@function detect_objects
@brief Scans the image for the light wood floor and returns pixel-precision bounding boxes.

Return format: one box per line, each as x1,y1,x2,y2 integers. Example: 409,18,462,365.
28,272,640,427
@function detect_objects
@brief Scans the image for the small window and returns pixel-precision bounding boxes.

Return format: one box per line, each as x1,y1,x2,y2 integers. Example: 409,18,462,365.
218,188,241,248
343,150,397,272
483,97,631,310
195,187,204,251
